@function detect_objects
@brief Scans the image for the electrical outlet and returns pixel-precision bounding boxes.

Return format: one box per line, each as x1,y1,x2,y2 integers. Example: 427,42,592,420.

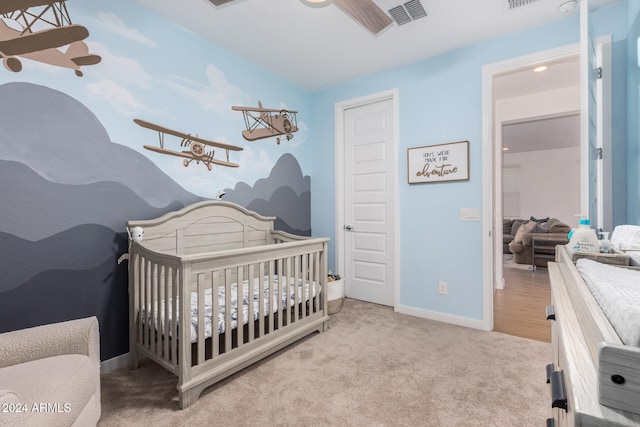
438,281,448,295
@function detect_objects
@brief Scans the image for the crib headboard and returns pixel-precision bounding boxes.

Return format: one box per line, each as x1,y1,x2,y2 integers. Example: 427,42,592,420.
127,201,276,255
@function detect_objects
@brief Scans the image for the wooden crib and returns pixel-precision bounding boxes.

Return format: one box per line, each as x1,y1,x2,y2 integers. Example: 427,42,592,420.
127,201,329,409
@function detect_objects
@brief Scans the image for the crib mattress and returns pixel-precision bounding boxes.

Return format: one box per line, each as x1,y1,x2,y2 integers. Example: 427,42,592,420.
145,276,318,343
576,259,640,347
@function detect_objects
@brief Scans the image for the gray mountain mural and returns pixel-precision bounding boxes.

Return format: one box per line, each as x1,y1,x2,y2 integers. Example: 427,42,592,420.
223,153,311,235
0,82,200,209
0,83,203,359
0,82,312,361
0,225,123,292
0,159,187,241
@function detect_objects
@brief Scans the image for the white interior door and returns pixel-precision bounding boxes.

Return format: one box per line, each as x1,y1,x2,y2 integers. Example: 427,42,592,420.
342,97,395,307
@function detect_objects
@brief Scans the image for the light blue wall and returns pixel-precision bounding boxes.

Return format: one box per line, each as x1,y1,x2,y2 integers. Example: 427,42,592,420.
309,3,628,320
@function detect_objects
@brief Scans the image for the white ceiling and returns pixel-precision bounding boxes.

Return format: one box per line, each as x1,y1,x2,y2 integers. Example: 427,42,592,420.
133,0,620,92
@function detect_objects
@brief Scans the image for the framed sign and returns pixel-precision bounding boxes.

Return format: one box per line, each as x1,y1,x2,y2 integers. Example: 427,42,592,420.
407,140,469,184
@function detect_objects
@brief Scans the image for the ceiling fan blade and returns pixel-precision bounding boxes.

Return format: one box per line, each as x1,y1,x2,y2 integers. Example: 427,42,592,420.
209,0,236,5
332,0,393,35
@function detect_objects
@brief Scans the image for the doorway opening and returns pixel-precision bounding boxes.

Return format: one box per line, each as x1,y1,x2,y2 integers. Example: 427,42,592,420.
481,43,581,332
483,34,612,333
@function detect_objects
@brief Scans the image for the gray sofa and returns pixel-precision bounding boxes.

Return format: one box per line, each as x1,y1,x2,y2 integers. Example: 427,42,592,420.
0,317,101,427
507,218,571,266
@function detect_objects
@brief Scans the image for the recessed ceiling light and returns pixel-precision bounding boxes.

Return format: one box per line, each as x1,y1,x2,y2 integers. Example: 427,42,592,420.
559,0,578,14
502,147,510,151
533,65,548,73
301,0,331,7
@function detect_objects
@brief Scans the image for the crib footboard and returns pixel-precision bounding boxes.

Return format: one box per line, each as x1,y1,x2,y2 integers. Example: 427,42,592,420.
128,237,329,409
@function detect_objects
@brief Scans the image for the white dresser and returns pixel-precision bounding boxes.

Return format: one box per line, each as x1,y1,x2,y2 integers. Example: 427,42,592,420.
546,246,640,426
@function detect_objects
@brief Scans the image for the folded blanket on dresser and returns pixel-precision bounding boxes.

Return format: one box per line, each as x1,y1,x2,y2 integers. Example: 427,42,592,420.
576,259,640,347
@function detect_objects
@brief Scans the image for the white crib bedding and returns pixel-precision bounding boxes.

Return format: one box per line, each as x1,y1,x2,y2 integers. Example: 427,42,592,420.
145,275,318,343
576,259,640,347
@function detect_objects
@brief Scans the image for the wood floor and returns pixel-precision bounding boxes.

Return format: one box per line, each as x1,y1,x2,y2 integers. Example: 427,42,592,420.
493,263,551,343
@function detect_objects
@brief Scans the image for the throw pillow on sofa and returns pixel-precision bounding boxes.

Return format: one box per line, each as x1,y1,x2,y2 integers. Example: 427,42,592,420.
510,219,528,237
534,221,551,233
530,216,550,224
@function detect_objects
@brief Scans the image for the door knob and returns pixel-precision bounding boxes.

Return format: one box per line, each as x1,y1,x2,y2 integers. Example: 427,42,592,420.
344,225,355,231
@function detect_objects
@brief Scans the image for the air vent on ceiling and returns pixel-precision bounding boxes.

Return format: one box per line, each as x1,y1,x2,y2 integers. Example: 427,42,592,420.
506,0,540,9
388,0,427,26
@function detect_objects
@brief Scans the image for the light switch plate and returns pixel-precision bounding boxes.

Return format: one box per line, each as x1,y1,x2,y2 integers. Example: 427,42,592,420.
460,208,480,222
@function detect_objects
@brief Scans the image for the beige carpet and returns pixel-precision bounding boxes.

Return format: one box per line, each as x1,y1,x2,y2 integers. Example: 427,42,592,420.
99,299,552,426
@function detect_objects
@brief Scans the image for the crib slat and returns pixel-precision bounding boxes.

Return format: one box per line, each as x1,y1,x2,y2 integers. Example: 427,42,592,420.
171,267,178,364
294,256,300,322
259,262,265,338
150,260,155,349
151,264,156,355
268,260,275,334
225,268,232,352
310,252,317,314
179,264,192,381
301,254,307,320
155,265,162,356
143,259,150,348
286,257,292,325
317,251,322,313
248,263,255,343
212,272,219,358
277,258,284,330
197,273,205,365
318,250,323,313
236,265,244,349
129,252,139,369
137,255,143,347
163,266,170,361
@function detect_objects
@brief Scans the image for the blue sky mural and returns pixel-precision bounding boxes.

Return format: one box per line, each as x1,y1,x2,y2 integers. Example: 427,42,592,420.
0,0,311,201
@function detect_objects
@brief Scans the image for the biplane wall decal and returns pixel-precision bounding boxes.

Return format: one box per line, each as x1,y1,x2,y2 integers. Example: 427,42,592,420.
232,101,298,145
0,0,101,76
134,119,243,171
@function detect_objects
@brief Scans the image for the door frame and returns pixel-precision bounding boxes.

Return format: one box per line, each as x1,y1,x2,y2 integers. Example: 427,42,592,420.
481,43,580,331
482,38,612,331
334,89,400,311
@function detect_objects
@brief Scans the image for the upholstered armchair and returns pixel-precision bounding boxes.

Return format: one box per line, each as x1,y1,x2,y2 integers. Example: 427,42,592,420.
0,317,101,427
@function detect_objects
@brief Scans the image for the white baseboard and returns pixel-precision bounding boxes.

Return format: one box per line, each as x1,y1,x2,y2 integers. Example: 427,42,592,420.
397,304,488,331
100,352,130,375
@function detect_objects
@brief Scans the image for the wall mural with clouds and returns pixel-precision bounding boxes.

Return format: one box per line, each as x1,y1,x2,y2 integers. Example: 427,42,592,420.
0,0,313,361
